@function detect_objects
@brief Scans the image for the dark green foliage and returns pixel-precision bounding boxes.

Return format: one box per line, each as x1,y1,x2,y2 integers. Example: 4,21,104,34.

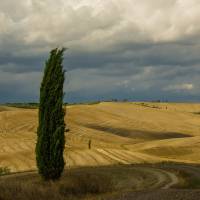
36,48,66,180
0,167,10,176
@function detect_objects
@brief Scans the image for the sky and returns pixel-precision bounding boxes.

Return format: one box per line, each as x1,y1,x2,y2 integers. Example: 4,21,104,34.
0,0,200,103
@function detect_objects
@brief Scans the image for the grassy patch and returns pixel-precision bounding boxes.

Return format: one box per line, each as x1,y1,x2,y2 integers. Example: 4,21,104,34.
174,170,200,189
0,169,114,200
59,173,113,196
0,167,10,176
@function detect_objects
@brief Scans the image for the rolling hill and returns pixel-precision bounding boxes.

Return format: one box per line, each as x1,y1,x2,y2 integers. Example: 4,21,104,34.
0,102,200,172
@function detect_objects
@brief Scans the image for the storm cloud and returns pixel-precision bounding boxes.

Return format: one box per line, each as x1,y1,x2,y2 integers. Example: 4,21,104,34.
0,0,200,102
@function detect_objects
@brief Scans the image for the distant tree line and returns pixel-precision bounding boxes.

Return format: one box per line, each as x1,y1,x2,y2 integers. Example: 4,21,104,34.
5,103,39,109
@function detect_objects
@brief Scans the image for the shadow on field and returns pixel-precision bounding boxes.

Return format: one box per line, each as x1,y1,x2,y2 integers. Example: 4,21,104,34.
84,124,192,140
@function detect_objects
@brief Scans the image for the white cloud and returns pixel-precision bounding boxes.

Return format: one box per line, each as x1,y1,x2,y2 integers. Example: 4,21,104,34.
163,83,194,91
0,0,200,55
116,80,130,87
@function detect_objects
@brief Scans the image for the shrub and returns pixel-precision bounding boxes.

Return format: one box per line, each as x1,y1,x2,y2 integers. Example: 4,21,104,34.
0,167,10,176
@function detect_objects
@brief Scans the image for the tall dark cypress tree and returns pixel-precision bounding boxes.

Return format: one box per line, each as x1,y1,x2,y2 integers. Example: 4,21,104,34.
36,48,66,180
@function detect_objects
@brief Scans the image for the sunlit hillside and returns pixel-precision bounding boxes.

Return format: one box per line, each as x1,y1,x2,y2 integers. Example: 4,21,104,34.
0,102,200,172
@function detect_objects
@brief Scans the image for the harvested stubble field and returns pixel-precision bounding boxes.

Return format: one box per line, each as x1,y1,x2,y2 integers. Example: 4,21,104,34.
0,102,200,171
0,102,200,199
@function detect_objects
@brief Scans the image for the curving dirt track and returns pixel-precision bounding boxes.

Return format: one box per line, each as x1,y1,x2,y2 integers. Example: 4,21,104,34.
2,162,200,199
0,165,179,190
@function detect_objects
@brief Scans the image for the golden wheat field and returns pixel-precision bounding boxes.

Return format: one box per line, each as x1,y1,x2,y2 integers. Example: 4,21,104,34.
0,102,200,172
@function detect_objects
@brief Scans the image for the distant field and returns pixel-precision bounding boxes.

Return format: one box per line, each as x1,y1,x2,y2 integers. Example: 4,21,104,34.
0,102,200,172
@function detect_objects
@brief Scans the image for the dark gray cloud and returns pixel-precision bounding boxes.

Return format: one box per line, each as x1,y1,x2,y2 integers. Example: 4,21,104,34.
0,0,200,102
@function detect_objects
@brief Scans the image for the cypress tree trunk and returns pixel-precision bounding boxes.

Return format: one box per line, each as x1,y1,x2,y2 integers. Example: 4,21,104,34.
36,48,66,180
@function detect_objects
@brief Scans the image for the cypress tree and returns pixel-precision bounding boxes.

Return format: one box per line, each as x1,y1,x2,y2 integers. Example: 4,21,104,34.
36,48,66,180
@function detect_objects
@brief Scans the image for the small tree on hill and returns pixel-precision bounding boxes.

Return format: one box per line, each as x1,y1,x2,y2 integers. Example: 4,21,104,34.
36,48,66,180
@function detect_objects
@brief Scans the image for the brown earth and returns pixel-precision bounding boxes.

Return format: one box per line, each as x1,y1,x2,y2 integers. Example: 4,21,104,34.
109,189,200,200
